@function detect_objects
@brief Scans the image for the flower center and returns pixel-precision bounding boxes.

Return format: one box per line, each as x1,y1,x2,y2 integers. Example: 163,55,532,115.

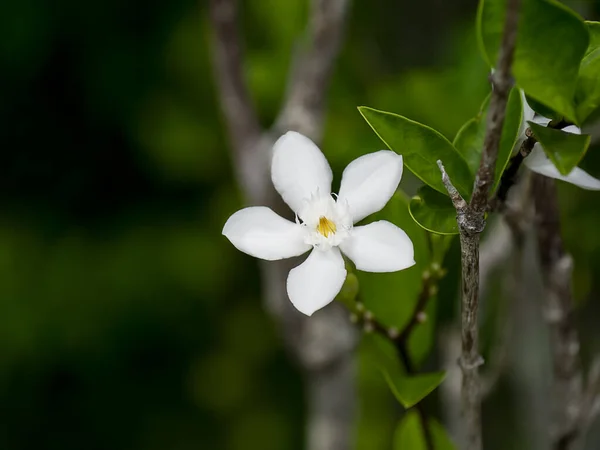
317,216,337,237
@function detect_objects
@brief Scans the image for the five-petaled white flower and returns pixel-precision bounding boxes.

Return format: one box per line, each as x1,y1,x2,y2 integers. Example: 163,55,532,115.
521,95,600,190
222,131,415,316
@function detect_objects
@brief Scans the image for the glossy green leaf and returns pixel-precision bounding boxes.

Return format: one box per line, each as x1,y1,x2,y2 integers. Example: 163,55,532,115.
356,193,434,365
384,371,446,409
528,121,591,175
359,107,473,198
575,22,600,123
477,0,589,123
394,411,458,450
586,21,600,56
362,333,402,377
362,335,446,409
525,95,563,121
525,95,563,120
454,117,486,176
453,88,522,191
409,186,459,235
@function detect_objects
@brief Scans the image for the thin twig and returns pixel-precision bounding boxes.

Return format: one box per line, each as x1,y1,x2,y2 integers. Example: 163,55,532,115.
437,161,468,212
494,120,570,207
531,174,582,450
438,1,521,448
358,272,438,450
470,0,521,214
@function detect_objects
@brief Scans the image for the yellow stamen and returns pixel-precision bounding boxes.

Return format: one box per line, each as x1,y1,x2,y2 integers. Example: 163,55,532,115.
317,216,337,237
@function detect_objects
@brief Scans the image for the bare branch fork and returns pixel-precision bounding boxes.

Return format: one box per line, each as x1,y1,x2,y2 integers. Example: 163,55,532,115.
209,1,354,450
436,0,521,449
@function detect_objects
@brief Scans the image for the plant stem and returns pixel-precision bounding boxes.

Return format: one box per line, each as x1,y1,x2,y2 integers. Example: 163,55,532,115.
531,174,582,450
437,0,521,448
358,273,437,450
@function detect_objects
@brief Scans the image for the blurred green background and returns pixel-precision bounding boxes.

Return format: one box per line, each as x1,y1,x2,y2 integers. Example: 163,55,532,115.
2,0,600,449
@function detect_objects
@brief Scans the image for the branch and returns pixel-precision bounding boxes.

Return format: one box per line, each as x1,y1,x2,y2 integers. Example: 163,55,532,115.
210,2,356,450
494,120,570,208
531,174,582,450
438,1,521,448
276,0,350,140
209,0,261,154
470,0,520,213
355,270,440,450
577,355,600,446
437,160,468,212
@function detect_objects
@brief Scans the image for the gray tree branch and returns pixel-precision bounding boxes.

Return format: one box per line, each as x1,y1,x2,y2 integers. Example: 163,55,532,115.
209,2,355,450
437,1,521,448
208,0,261,154
531,174,582,450
276,0,350,141
576,355,600,449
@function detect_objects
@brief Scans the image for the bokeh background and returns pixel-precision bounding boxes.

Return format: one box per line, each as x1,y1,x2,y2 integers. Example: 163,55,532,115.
2,0,600,449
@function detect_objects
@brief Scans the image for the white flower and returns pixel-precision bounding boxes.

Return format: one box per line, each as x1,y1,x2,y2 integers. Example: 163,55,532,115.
222,131,415,316
520,95,600,190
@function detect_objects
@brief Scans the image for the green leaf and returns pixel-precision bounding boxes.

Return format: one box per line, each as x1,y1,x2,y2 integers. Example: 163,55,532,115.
527,121,591,175
394,411,424,450
454,116,486,175
496,89,524,184
477,0,589,123
575,22,600,123
525,95,563,121
362,335,446,409
453,88,522,191
409,186,459,235
356,193,434,365
358,106,473,198
394,411,458,450
384,371,447,409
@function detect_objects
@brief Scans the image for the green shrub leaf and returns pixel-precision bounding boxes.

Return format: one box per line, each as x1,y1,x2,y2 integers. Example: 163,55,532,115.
409,186,459,236
394,410,458,450
359,107,473,198
575,22,600,123
453,88,522,191
528,121,591,175
477,0,588,124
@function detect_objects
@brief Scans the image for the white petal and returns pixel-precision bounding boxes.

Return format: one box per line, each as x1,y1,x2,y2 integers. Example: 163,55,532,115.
340,220,415,273
524,146,600,190
286,248,347,316
271,131,333,214
338,151,403,223
563,125,581,135
531,115,551,126
223,206,311,260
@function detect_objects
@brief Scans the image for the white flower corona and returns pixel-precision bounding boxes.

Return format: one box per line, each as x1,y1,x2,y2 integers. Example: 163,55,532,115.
223,131,415,316
520,94,600,190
